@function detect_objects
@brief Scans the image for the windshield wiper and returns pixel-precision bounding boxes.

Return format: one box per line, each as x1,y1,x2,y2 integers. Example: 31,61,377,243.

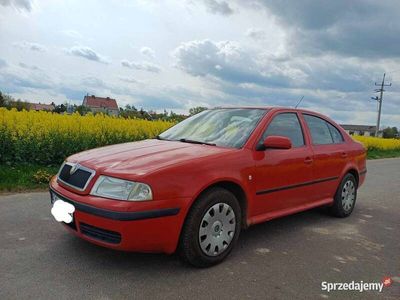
155,135,173,141
179,138,216,146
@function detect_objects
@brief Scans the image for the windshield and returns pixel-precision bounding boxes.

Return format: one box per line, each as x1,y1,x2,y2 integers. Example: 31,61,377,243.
158,108,267,148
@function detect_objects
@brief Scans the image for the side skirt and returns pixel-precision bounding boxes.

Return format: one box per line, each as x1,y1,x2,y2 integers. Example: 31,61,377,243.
247,198,333,226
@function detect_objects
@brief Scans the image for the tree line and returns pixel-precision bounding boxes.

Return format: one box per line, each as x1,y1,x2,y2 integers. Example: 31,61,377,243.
0,90,208,122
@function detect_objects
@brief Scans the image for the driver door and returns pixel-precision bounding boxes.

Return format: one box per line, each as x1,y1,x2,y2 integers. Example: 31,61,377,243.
252,112,314,216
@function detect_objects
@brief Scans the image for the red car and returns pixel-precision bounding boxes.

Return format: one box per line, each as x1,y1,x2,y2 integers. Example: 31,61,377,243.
50,107,367,267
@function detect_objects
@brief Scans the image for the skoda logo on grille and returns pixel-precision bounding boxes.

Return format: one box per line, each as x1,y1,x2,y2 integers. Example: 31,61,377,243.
69,163,80,175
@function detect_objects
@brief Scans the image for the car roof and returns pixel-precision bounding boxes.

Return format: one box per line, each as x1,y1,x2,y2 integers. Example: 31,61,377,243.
213,106,321,114
212,106,337,124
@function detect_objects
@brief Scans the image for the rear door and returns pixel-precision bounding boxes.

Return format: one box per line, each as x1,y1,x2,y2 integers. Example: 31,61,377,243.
253,112,314,216
302,114,347,199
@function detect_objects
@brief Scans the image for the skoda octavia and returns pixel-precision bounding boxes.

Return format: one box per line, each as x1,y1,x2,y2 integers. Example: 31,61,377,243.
50,107,367,267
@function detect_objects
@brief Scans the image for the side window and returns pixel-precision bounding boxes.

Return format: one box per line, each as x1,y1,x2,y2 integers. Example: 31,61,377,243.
327,123,344,143
303,115,333,145
260,113,304,147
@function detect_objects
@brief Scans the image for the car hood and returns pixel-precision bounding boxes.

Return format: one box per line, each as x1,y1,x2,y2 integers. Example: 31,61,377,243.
68,139,236,177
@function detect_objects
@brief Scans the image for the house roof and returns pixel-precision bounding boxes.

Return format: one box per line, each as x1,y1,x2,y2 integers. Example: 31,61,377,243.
340,124,376,132
84,95,118,110
29,103,55,111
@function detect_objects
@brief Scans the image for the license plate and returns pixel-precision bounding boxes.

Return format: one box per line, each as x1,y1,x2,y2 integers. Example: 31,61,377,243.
51,199,75,224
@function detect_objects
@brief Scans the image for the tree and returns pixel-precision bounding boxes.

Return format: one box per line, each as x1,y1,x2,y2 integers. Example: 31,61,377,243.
54,103,67,113
382,127,398,139
0,91,16,108
15,99,30,111
0,91,4,107
75,105,91,115
189,106,207,116
124,104,137,112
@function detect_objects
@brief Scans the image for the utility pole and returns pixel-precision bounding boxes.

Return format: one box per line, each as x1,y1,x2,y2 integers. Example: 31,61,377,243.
371,73,391,137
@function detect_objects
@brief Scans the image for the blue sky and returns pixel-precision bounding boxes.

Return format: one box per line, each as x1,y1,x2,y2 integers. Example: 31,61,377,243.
0,0,399,127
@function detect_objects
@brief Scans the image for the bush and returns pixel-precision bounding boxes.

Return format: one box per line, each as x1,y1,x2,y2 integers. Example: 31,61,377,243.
33,169,54,183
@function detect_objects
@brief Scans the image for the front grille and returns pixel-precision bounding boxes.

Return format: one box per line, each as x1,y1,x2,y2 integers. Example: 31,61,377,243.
58,163,94,191
79,223,121,244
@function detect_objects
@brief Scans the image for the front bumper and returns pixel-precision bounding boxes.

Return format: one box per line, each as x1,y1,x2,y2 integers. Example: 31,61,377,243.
49,178,190,254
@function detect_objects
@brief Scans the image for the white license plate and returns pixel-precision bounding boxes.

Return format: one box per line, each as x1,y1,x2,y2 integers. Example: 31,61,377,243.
51,199,75,224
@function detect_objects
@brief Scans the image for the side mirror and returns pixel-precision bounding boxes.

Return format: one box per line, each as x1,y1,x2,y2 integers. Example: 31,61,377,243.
261,135,292,150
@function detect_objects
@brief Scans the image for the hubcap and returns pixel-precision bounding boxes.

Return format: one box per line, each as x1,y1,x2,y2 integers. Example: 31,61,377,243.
198,203,236,257
341,180,355,212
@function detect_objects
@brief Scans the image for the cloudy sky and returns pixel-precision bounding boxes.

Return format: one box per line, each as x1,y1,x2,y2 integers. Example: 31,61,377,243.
0,0,399,126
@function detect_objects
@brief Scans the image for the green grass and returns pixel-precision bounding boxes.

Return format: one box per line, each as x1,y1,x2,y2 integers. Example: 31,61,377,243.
0,164,59,192
367,149,400,159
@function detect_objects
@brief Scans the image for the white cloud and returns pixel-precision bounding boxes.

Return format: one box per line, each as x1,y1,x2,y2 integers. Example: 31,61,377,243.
118,76,142,84
202,0,234,15
61,30,83,39
81,76,106,87
121,60,161,73
242,0,400,58
65,46,110,64
0,58,7,68
246,28,267,40
140,47,155,59
0,70,54,91
173,39,289,87
171,38,397,122
0,0,33,11
13,41,47,52
18,62,39,70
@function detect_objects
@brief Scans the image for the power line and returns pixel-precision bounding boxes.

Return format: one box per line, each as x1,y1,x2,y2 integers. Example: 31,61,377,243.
371,73,391,136
386,68,400,75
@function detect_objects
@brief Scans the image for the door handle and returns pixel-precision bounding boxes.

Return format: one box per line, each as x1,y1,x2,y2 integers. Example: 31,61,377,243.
304,157,313,164
341,152,348,158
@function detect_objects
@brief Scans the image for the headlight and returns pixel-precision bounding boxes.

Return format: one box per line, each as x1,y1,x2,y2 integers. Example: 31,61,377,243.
90,176,153,201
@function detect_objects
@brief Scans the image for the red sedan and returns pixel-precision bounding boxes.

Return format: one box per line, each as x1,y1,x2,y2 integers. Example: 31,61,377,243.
50,107,367,267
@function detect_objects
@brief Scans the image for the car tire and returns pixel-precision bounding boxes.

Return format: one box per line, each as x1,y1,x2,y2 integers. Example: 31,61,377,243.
329,173,357,218
179,187,241,268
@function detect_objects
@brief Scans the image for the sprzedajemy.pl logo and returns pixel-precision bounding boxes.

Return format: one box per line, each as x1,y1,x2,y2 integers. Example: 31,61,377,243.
321,277,392,293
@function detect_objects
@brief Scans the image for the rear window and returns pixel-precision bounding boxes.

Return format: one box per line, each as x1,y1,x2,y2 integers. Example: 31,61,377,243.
327,123,344,143
303,114,333,145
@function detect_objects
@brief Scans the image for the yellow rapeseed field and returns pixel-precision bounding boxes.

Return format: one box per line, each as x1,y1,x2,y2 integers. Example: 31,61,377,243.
0,108,174,165
352,135,400,151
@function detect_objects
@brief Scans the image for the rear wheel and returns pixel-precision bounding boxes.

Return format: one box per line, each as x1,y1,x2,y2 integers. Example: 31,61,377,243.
179,187,241,267
329,173,357,218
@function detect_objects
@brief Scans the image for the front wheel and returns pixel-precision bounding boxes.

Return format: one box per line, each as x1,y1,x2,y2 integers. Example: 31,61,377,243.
329,173,357,218
179,187,241,267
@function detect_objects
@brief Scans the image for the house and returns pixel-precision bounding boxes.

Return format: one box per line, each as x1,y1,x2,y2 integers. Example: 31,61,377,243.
340,124,382,137
82,95,119,116
29,102,55,112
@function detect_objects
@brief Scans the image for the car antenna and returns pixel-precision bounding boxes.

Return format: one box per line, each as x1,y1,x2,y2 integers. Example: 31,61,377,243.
294,96,304,109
